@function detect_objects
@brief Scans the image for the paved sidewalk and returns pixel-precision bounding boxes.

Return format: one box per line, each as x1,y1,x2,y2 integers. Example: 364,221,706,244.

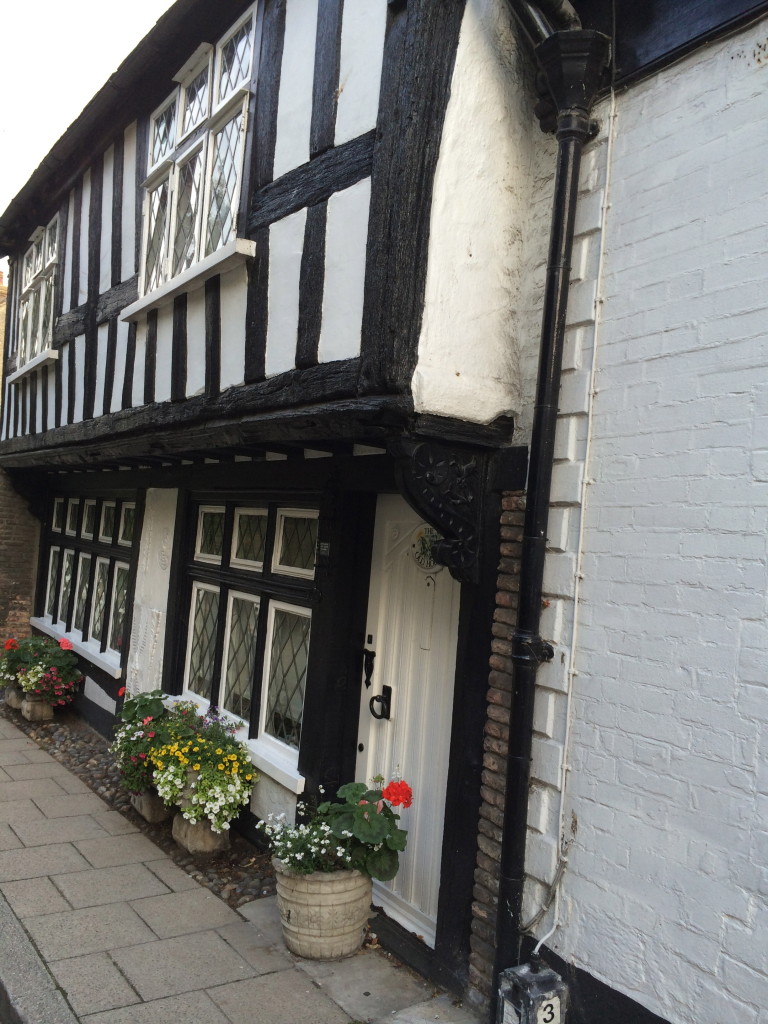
0,715,481,1024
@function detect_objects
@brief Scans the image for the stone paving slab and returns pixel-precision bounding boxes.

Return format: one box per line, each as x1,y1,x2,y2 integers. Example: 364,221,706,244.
52,863,171,908
110,930,257,1000
80,989,232,1024
34,793,110,818
207,970,352,1024
1,876,73,916
378,994,484,1023
0,842,91,882
11,814,110,847
0,822,23,850
48,953,141,1018
73,832,164,867
24,902,158,959
129,887,242,938
0,778,67,802
0,799,44,824
215,920,294,974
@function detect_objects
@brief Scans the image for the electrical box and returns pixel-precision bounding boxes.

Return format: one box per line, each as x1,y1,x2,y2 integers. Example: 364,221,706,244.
497,958,568,1024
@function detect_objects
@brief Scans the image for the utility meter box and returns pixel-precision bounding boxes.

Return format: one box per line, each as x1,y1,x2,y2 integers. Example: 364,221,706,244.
497,958,568,1024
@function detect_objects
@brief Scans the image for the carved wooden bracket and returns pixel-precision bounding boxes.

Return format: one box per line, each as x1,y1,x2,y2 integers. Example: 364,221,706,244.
389,438,484,584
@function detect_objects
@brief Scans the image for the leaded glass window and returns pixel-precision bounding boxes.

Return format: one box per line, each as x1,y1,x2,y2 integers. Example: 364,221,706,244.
74,554,93,633
100,503,116,543
196,507,225,562
231,510,267,568
90,558,110,644
119,504,136,546
205,114,241,256
221,593,260,720
218,19,253,103
273,511,318,578
152,101,176,166
52,499,65,533
108,564,129,653
66,500,80,536
183,66,209,135
186,584,220,699
145,179,170,292
14,214,58,369
82,501,97,539
46,548,61,618
173,151,203,276
264,606,311,750
59,550,75,622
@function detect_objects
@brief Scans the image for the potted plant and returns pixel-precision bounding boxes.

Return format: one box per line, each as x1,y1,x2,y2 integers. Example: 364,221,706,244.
0,636,82,721
111,691,259,851
259,777,412,959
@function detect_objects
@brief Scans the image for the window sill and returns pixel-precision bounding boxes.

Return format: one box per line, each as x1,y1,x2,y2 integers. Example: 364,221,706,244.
30,617,123,679
121,238,257,322
6,349,58,385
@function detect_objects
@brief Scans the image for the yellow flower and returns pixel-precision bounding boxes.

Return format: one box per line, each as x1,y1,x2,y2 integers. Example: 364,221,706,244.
217,763,225,770
193,763,200,771
215,748,223,755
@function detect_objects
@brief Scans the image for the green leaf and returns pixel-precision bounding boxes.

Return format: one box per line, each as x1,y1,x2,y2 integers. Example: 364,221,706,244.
365,845,399,881
327,808,356,839
352,808,391,845
337,782,367,804
386,827,408,852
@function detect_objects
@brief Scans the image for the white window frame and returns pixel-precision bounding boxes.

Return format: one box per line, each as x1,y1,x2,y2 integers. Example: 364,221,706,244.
183,580,221,698
52,498,65,533
194,505,226,564
138,5,256,299
118,503,137,547
107,561,131,655
73,552,93,635
13,216,59,373
219,589,261,721
272,509,319,579
230,507,268,570
99,501,117,543
82,500,97,540
65,499,80,536
256,599,312,771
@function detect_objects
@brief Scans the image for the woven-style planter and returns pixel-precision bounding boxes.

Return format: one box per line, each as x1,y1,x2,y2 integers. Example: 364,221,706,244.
273,858,372,959
4,685,24,710
172,811,230,855
21,693,54,722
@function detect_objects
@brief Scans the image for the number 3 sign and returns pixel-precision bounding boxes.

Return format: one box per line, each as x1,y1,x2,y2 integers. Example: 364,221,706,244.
537,997,560,1024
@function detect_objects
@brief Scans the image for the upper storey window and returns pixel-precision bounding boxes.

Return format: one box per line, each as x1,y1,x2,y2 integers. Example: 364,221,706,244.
141,8,256,295
16,217,58,368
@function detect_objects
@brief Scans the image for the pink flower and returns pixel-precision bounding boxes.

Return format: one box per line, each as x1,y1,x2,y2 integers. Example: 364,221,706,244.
58,638,74,651
143,716,153,726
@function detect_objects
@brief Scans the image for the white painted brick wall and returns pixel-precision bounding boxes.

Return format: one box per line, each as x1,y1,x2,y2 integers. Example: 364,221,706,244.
524,15,768,1024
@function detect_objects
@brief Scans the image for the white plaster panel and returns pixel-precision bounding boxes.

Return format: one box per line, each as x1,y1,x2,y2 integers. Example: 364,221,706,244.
59,344,69,426
126,488,177,696
414,0,551,426
72,334,86,423
186,287,207,397
272,0,318,179
121,123,138,282
61,190,75,314
99,145,114,295
334,0,387,146
266,207,307,376
318,177,370,362
131,320,147,408
46,369,56,429
110,319,129,414
79,171,91,305
83,677,117,716
250,773,298,825
219,264,248,389
94,322,109,419
154,304,174,403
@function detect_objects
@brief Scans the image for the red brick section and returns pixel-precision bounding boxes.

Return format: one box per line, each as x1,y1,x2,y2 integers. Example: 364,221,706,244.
468,491,525,1012
0,272,40,636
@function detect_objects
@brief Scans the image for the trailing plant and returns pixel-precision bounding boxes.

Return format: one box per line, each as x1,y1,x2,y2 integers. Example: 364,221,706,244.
0,636,82,706
259,777,412,881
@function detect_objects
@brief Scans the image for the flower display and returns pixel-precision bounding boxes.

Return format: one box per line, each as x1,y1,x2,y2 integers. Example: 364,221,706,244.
111,690,258,833
0,635,82,706
260,777,412,881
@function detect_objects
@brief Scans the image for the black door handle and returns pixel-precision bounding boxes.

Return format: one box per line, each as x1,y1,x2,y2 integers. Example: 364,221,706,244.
369,685,392,720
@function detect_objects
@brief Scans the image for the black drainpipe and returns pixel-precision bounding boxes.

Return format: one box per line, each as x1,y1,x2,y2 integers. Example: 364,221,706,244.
490,6,610,1017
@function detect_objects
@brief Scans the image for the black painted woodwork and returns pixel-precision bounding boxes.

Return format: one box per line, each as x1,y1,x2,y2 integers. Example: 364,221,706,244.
54,346,62,429
296,202,327,368
204,276,221,396
310,0,344,159
121,322,137,411
359,0,465,396
253,0,287,190
67,338,76,425
83,154,104,422
248,131,374,230
134,120,149,278
54,197,69,322
111,134,124,289
41,366,49,434
144,309,157,406
103,319,118,417
69,179,83,314
171,294,188,401
243,249,264,386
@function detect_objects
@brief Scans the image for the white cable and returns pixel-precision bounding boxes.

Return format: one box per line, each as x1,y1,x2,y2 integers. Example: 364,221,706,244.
526,84,619,948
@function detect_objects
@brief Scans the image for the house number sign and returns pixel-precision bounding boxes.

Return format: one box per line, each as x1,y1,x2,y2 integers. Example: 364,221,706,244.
501,994,561,1024
409,524,442,571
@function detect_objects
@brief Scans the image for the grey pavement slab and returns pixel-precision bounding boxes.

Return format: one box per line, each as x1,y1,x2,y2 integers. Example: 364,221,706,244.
129,887,241,937
0,778,67,802
24,902,157,959
33,793,110,818
4,762,77,781
207,970,352,1024
0,799,44,824
376,995,483,1023
11,814,110,847
79,989,231,1024
48,953,141,1018
0,822,22,850
0,842,91,882
299,949,433,1021
216,920,294,974
110,929,256,1000
237,894,286,945
1,876,73,917
74,832,164,867
90,810,141,836
0,766,11,783
145,857,200,892
0,889,79,1024
52,863,171,908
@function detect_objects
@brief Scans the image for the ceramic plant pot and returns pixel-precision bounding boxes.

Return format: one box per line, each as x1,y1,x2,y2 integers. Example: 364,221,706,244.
273,858,372,959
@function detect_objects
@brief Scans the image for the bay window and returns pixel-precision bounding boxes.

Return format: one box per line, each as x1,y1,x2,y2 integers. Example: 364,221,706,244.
14,217,58,370
140,7,256,295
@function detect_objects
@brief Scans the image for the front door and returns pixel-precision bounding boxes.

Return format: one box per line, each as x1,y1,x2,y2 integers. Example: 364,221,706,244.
356,494,461,946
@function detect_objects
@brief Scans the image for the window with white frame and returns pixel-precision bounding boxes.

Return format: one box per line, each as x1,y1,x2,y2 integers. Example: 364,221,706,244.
40,496,138,665
16,217,59,367
181,500,319,768
141,8,256,294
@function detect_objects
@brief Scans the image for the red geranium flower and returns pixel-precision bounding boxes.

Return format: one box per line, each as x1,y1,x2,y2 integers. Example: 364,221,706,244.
382,780,413,808
58,638,74,651
4,638,18,651
117,686,126,697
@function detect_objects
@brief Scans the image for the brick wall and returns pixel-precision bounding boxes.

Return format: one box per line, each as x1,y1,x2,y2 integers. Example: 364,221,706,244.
0,272,39,636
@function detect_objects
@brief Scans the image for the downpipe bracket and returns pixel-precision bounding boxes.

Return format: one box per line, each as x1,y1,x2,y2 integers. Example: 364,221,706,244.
511,635,555,666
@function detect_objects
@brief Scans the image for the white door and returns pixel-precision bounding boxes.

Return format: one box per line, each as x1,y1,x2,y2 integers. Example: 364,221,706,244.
356,494,461,947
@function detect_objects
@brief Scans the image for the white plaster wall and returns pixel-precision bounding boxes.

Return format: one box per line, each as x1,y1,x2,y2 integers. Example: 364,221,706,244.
72,334,85,423
126,488,177,696
94,322,109,418
272,0,318,178
78,171,90,306
219,263,248,389
413,0,553,428
99,145,114,295
334,0,387,146
266,207,307,376
318,177,371,363
121,123,138,283
154,304,174,403
523,17,768,1024
131,321,147,409
185,287,206,397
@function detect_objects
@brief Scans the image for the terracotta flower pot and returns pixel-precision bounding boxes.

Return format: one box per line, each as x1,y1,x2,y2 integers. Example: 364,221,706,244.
273,858,372,959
